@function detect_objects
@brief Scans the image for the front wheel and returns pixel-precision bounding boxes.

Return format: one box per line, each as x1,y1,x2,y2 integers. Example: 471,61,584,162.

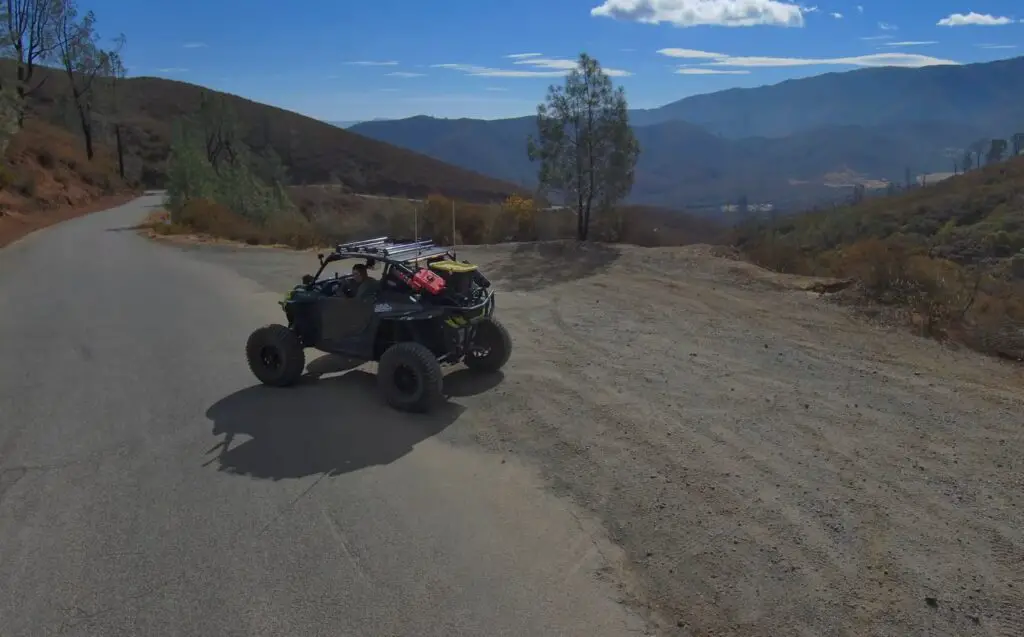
464,317,512,372
246,324,305,387
377,342,444,413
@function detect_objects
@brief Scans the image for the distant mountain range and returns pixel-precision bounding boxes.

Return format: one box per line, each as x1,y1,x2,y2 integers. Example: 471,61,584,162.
349,56,1024,210
330,118,392,129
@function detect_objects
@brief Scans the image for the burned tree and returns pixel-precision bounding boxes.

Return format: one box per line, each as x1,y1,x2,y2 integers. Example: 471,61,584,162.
54,0,119,160
2,0,62,125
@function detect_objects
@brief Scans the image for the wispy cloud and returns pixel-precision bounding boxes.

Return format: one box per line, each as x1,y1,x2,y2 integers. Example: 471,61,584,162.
676,67,750,75
432,55,631,78
658,47,958,69
860,34,893,41
884,41,937,47
856,5,863,13
590,0,805,28
830,12,842,19
878,22,898,30
155,67,188,74
937,12,1014,27
505,53,543,59
182,42,206,49
386,71,425,77
977,43,1017,49
345,60,400,66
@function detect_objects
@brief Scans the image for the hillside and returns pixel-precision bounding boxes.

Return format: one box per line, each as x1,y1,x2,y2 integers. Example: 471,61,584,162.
734,155,1024,268
17,64,519,203
731,155,1024,358
352,115,989,210
0,118,135,247
631,55,1024,137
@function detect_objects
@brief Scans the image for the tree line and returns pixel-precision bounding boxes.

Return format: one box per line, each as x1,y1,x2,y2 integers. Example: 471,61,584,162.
0,0,125,172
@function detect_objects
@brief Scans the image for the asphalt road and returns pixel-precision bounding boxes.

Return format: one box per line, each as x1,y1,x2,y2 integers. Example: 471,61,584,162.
0,194,650,637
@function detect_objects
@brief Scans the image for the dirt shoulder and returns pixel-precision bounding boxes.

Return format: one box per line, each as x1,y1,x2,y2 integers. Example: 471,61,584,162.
450,242,1024,636
0,193,139,249
162,237,1024,636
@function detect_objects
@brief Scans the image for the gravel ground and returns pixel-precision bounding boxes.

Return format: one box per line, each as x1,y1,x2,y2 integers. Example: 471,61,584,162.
171,237,1024,637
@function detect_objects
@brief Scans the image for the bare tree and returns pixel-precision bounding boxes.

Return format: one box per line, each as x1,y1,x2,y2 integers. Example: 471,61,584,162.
100,34,125,177
54,0,117,160
2,0,61,125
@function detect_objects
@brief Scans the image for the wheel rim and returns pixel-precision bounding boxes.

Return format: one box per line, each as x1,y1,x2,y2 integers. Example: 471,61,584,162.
260,345,282,371
394,364,420,395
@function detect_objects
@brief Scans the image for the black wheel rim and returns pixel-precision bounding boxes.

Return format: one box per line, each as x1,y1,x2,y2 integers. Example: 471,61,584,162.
394,364,420,395
260,345,282,371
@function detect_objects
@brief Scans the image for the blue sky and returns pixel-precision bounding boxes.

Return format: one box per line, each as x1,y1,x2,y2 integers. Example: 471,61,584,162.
89,0,1022,122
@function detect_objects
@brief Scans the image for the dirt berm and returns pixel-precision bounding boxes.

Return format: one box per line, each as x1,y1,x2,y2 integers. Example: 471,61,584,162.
186,238,1024,637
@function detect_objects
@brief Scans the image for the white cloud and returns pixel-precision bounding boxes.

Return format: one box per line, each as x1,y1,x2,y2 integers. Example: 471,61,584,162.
657,47,959,68
802,5,818,13
590,0,805,28
156,67,188,73
937,12,1013,27
432,57,632,77
884,41,937,46
977,43,1017,49
878,22,898,30
675,67,750,74
830,12,842,19
345,60,400,66
505,53,543,59
182,42,206,48
386,71,426,77
860,34,892,40
657,48,723,59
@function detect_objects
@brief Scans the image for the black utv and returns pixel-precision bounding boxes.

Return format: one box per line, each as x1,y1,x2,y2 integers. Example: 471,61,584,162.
245,237,512,413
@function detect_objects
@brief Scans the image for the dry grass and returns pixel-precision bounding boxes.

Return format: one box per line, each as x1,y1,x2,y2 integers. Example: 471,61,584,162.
0,120,135,247
741,229,1024,361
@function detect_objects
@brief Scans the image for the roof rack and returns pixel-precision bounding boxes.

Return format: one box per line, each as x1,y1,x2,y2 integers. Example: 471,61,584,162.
335,237,453,262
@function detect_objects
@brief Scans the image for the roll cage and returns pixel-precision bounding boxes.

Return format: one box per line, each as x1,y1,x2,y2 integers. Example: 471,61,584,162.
311,236,459,286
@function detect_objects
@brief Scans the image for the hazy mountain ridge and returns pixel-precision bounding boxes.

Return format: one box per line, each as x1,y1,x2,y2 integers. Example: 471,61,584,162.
348,56,1024,210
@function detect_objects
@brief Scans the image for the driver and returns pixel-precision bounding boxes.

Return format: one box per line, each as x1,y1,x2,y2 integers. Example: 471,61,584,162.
351,263,379,300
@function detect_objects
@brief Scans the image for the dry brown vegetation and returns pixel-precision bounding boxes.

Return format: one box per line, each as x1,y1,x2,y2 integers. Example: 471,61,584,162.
733,156,1024,360
149,188,726,252
0,119,134,247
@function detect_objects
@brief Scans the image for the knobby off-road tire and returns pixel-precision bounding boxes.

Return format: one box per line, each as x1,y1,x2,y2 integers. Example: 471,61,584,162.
246,324,306,387
464,316,512,373
377,342,444,413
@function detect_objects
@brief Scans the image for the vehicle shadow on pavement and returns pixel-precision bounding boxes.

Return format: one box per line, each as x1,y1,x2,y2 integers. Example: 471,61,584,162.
486,241,621,292
203,358,503,481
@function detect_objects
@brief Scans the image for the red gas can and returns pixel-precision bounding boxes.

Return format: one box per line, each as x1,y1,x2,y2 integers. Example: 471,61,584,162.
411,268,446,295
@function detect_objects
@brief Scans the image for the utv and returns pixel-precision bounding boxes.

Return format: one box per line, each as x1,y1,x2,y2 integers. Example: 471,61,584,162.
244,236,512,413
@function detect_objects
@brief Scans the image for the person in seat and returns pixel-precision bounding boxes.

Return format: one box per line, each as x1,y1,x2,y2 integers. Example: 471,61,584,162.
351,263,380,300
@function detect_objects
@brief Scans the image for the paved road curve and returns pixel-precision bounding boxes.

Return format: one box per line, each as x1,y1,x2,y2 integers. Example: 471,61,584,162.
0,195,650,637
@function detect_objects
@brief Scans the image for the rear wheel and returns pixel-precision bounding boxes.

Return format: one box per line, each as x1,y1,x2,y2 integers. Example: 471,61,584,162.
377,342,444,413
464,317,512,373
246,324,305,387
